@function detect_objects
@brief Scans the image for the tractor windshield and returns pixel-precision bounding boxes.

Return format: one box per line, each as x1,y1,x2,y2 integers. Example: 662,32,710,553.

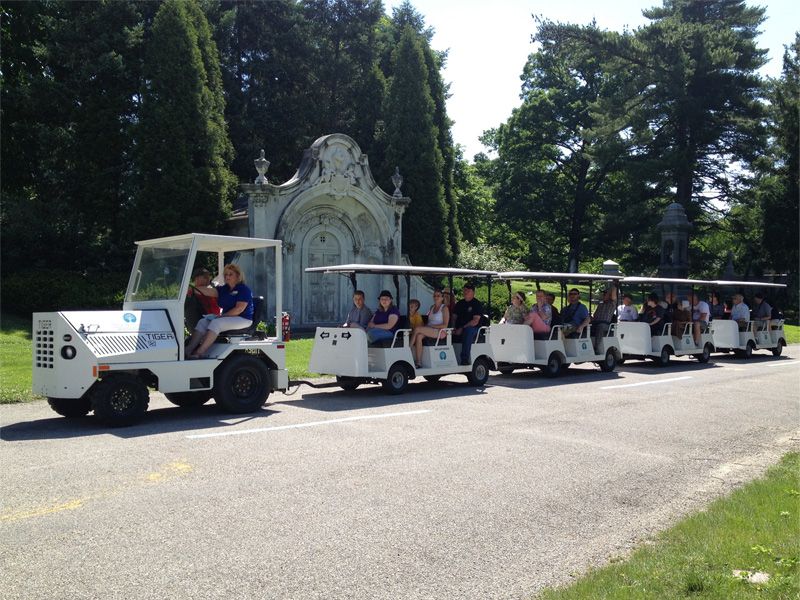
126,241,192,302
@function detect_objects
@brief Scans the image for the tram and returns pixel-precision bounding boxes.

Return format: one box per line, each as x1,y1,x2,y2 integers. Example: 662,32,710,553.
707,280,787,358
490,272,623,376
618,277,716,366
304,264,496,393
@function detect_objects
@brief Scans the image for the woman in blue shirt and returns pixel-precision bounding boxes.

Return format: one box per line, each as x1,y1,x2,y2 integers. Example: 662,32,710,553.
186,263,254,359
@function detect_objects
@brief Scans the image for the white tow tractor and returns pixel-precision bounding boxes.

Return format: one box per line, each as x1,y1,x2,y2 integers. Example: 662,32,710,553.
617,276,715,366
707,280,787,358
304,264,496,393
32,233,289,425
490,272,623,376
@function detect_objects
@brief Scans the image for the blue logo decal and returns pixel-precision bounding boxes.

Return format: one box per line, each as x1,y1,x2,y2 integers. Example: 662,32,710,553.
439,351,447,360
123,313,137,323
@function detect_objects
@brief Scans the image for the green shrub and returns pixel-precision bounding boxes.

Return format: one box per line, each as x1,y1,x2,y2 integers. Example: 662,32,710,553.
3,269,128,315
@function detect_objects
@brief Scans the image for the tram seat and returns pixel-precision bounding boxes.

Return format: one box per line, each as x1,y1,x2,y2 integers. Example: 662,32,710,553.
422,329,451,346
369,328,411,349
219,296,266,341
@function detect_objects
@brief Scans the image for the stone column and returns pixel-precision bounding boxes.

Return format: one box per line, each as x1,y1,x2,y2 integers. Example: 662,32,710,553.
657,203,692,279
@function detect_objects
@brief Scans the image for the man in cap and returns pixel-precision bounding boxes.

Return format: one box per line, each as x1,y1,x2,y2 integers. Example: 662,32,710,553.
452,283,484,365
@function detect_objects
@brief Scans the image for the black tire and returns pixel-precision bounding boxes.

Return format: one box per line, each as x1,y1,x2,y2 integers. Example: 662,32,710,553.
772,342,783,357
382,363,409,395
559,363,571,371
213,355,270,413
599,349,617,372
336,376,360,392
657,346,672,367
467,357,490,386
696,343,712,364
90,373,149,427
164,390,212,408
543,352,562,378
497,365,515,375
47,396,91,418
423,375,442,383
744,340,754,359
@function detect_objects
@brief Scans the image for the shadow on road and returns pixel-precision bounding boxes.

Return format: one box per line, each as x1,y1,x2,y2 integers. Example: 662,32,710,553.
1,403,280,442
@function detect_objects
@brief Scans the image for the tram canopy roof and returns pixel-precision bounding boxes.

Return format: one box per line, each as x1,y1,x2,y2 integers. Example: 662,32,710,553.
621,276,716,287
710,280,786,289
305,264,495,278
135,233,281,252
497,271,622,282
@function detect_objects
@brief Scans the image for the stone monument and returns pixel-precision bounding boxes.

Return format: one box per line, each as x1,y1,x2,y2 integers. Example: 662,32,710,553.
657,202,692,279
233,134,431,330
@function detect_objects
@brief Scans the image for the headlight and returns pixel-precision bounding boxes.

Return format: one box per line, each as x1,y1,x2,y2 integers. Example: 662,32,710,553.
61,346,77,360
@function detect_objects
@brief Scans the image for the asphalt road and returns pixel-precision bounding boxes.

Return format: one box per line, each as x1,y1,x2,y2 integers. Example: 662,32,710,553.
2,348,799,600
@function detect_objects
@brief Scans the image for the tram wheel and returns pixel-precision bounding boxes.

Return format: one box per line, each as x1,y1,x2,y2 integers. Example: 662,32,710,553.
543,353,562,378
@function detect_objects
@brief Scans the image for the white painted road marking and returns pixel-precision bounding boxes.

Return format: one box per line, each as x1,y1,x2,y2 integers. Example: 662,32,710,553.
600,376,693,390
186,409,432,439
766,361,799,368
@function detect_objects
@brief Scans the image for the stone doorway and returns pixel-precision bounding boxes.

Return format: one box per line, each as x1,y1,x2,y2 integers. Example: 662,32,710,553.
303,228,342,324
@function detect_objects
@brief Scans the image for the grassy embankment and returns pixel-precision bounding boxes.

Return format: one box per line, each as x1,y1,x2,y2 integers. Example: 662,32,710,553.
3,312,799,404
538,453,800,599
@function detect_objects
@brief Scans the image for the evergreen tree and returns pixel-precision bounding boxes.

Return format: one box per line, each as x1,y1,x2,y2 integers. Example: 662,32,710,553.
136,0,235,240
383,27,449,265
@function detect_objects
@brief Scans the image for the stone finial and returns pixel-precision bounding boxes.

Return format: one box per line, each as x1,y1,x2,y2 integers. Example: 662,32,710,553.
602,260,621,276
254,149,270,185
391,167,403,198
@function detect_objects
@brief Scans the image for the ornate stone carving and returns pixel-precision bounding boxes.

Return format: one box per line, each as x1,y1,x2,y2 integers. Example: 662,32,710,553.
391,167,403,198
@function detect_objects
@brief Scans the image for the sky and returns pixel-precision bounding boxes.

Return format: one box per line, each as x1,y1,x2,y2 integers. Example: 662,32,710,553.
385,0,798,159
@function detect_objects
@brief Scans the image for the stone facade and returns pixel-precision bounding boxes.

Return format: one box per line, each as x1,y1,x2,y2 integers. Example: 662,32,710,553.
231,134,433,329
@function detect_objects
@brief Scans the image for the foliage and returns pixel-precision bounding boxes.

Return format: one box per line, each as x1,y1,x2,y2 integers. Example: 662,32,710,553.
135,0,236,241
456,241,524,273
2,269,128,315
383,26,450,265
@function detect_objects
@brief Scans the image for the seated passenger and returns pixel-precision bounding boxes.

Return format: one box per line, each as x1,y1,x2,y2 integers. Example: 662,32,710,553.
671,299,692,339
408,298,424,330
591,287,616,350
185,264,253,359
560,288,590,338
343,290,373,330
525,289,552,339
709,291,726,320
690,292,710,345
500,291,528,324
452,284,484,365
730,293,750,331
752,292,772,328
639,293,665,335
545,292,561,326
410,290,449,368
617,294,639,322
441,287,457,315
366,290,400,344
185,267,219,330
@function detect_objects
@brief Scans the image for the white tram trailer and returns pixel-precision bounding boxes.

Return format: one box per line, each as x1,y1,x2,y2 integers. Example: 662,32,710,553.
707,280,787,358
32,233,289,425
490,272,623,376
617,276,715,366
305,264,496,393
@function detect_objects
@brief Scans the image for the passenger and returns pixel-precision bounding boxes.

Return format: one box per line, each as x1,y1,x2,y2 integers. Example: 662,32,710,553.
709,291,726,320
185,263,253,359
661,292,678,322
672,299,692,339
452,283,484,365
591,287,616,350
342,290,372,330
617,294,639,322
500,291,528,324
410,289,449,368
407,298,424,330
730,293,750,331
751,292,772,329
639,293,666,335
545,292,561,325
560,288,590,338
366,290,400,344
185,267,219,330
689,292,710,345
525,289,552,339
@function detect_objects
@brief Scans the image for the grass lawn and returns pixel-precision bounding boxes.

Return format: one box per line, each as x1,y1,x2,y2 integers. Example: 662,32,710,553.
538,452,800,599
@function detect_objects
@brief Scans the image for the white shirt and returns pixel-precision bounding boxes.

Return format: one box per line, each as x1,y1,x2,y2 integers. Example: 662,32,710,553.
692,301,710,322
731,302,750,322
617,304,639,322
